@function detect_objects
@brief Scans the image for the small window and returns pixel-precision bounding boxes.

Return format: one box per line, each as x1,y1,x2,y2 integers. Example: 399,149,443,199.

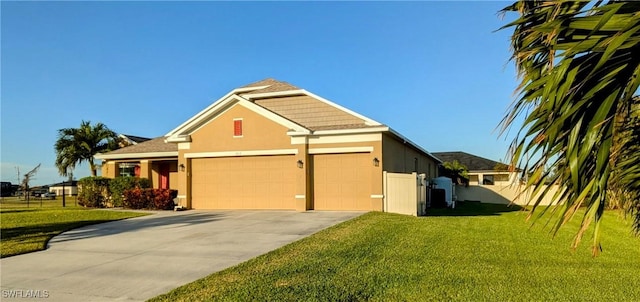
119,163,139,177
483,175,495,185
233,119,243,137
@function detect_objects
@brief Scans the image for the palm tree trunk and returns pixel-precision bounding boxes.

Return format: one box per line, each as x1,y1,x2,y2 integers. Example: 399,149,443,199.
89,159,97,177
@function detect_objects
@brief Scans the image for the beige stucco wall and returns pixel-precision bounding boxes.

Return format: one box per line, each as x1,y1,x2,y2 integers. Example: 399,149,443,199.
456,184,563,206
102,162,118,178
188,105,293,153
468,171,517,186
150,161,178,190
382,134,438,180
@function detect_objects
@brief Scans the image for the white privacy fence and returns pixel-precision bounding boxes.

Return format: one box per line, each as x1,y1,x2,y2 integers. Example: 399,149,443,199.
383,172,427,216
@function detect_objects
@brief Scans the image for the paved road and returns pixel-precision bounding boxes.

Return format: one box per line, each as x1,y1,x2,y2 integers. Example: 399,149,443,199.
0,210,363,302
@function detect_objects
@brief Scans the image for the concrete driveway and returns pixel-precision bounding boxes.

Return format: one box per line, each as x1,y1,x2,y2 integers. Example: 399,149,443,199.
0,210,363,302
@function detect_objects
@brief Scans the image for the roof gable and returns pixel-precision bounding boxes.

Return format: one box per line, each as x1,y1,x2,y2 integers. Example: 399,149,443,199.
165,78,383,141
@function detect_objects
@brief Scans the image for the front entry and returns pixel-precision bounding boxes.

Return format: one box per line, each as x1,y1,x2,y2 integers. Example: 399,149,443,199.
159,163,170,189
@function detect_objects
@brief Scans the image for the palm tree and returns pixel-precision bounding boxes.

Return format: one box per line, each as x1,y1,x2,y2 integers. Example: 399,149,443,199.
500,1,640,254
441,160,469,186
55,121,119,177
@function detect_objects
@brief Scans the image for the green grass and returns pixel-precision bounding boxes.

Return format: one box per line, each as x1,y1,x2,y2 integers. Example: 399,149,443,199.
150,202,640,302
1,197,147,258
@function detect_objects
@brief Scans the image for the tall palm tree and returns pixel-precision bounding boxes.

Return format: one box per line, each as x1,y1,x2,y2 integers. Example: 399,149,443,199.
500,1,640,254
55,121,119,177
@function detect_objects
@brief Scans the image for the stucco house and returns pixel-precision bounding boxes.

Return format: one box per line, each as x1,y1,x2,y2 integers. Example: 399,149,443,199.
96,79,440,211
48,180,78,196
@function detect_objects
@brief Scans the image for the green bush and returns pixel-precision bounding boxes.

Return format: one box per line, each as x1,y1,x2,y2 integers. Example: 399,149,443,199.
77,177,111,207
109,176,151,207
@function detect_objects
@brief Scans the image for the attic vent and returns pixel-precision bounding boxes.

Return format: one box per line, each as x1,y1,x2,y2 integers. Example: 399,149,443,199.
233,119,243,137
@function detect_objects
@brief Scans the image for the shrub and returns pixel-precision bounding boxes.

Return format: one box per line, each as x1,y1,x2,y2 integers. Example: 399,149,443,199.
153,189,177,210
123,188,147,209
123,188,176,210
110,176,151,207
78,177,111,207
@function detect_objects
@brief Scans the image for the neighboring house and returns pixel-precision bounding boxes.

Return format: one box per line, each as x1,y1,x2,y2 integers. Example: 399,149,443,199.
96,78,440,211
118,134,151,147
432,151,561,206
432,151,519,186
48,180,78,196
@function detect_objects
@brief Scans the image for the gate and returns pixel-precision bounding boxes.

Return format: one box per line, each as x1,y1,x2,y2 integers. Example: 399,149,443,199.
383,172,427,216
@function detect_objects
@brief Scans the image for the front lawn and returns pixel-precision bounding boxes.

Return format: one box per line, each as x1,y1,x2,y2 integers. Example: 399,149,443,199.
0,199,147,258
151,202,640,301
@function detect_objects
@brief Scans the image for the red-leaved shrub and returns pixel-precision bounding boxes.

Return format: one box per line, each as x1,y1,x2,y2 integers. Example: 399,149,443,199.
123,188,176,210
153,189,176,210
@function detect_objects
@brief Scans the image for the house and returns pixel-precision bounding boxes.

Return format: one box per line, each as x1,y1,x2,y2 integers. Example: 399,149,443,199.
118,134,151,147
432,151,519,186
96,79,440,211
48,180,78,196
432,151,562,206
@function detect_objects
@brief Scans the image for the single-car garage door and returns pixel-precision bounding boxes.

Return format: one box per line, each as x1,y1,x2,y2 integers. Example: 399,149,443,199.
191,155,296,209
313,153,372,210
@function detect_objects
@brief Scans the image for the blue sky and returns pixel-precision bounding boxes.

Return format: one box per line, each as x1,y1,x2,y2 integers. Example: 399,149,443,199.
1,1,520,186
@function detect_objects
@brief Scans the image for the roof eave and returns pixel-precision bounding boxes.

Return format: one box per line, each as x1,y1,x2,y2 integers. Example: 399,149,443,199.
95,151,179,160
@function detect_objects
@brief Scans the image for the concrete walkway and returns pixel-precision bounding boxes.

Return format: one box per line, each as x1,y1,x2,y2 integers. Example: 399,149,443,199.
0,210,363,302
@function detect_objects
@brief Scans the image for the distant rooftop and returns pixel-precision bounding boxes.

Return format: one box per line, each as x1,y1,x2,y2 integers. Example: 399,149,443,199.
432,151,507,171
119,134,151,144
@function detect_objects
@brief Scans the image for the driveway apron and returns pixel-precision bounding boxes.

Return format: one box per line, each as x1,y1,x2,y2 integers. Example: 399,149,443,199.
0,210,363,302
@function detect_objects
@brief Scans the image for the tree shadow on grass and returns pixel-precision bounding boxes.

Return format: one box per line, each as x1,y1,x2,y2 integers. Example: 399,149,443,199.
426,201,526,217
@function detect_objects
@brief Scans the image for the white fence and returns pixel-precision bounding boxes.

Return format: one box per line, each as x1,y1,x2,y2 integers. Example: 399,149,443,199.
383,172,427,216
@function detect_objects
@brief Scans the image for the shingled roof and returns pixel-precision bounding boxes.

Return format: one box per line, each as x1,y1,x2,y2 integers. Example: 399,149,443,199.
240,78,300,95
102,137,177,155
432,151,506,171
252,94,375,131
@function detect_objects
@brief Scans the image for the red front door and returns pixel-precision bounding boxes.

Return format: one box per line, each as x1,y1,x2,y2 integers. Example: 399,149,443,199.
159,163,170,189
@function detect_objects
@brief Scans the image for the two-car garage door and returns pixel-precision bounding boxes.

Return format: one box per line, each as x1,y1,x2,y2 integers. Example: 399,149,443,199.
190,153,373,211
191,156,296,209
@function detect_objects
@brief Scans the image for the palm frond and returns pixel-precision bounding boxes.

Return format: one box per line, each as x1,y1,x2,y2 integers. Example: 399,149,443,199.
500,0,640,254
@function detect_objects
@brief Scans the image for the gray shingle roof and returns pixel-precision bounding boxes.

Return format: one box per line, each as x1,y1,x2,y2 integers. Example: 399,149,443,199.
105,137,177,155
253,94,369,131
432,151,506,171
240,78,299,93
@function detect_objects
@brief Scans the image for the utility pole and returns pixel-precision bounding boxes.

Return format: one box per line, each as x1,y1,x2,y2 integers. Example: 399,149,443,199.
15,167,20,199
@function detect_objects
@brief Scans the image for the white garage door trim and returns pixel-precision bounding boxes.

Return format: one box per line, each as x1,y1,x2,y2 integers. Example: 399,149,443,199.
308,146,373,154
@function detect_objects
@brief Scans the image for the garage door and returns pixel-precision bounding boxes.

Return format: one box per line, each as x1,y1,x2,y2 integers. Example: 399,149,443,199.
191,156,296,209
313,153,372,210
